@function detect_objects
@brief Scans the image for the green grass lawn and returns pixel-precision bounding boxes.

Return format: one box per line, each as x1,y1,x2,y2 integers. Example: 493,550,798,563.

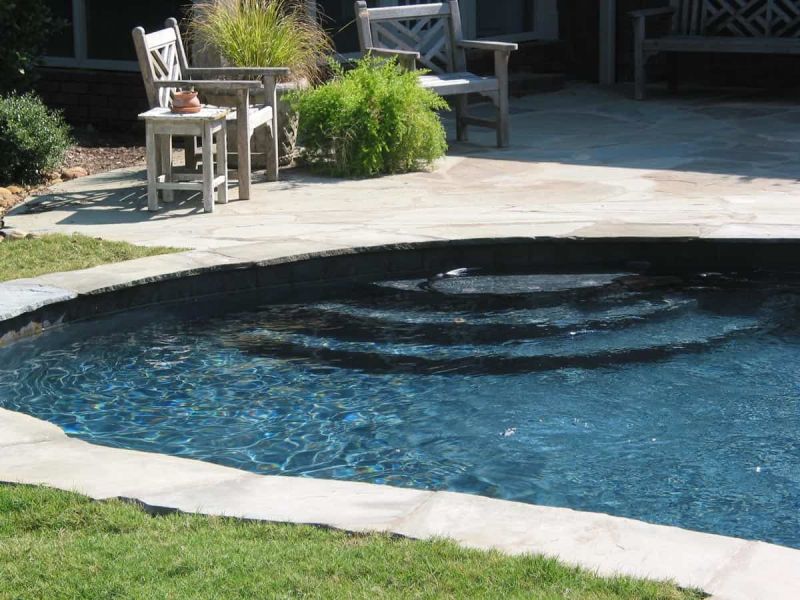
0,233,181,282
0,485,702,600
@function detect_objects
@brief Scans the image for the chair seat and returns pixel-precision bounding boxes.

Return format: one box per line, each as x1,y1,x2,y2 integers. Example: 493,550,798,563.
418,72,499,96
643,35,800,54
225,104,274,131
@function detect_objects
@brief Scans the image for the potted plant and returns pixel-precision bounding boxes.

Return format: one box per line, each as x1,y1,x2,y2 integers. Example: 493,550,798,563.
188,0,332,167
171,86,201,114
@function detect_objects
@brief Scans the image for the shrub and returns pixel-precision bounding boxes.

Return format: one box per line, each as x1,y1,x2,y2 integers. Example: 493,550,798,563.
0,93,72,185
0,0,62,94
291,57,448,177
189,0,332,83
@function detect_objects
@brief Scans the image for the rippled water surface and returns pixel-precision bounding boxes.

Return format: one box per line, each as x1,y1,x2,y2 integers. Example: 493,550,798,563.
1,270,799,547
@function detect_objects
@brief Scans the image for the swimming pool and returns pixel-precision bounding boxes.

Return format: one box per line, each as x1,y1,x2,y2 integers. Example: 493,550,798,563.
1,269,798,547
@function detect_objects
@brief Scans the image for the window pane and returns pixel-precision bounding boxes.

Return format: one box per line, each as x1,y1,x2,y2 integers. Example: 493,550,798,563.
85,0,186,61
476,0,535,37
43,0,74,58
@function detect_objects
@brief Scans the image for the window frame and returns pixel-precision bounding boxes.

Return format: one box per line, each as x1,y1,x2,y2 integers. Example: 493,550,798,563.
41,0,140,72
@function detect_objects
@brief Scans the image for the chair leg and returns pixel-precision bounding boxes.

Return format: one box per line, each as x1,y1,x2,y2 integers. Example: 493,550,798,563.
455,95,469,142
159,134,174,204
183,136,198,170
237,90,252,200
217,123,228,205
202,122,214,213
145,123,159,212
265,122,279,182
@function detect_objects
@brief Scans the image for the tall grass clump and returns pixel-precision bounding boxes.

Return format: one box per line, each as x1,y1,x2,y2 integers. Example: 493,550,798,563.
189,0,331,82
291,57,448,177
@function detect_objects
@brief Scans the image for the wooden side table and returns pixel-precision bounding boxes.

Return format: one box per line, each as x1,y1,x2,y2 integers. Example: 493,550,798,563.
139,106,229,213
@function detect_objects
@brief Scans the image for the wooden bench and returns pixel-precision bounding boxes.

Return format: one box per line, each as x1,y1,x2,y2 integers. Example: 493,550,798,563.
354,0,517,147
632,0,800,99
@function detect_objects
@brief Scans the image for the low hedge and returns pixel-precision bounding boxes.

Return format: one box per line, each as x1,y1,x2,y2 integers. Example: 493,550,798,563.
0,93,71,185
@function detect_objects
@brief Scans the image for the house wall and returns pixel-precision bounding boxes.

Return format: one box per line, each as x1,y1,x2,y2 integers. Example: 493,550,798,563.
34,68,149,131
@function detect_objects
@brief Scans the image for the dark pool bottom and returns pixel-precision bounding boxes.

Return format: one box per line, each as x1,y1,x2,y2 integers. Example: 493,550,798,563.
1,270,799,548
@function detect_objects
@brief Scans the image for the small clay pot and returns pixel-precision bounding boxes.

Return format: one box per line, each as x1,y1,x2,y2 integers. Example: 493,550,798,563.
171,90,201,114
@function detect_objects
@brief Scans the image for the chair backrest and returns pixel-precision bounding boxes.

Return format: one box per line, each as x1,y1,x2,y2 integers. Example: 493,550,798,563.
354,0,466,73
132,18,190,108
671,0,800,38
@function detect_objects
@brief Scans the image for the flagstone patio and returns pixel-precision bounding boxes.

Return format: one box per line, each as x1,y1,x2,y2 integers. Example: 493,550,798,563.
6,83,800,253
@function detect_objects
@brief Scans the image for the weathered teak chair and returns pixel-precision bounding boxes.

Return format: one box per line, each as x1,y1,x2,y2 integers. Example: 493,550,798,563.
632,0,800,100
354,0,517,147
132,18,289,200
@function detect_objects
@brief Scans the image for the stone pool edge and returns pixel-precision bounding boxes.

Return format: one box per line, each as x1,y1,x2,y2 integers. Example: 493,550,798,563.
2,238,800,599
2,406,799,600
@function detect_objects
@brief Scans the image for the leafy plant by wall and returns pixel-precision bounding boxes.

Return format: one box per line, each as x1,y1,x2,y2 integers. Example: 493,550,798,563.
0,0,62,94
291,57,448,177
0,94,72,185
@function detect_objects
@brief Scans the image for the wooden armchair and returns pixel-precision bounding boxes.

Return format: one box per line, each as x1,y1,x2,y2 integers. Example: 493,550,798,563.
132,18,289,200
354,0,517,147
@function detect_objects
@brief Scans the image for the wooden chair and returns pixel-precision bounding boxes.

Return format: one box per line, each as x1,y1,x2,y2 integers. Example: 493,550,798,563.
132,18,289,200
632,0,800,100
354,0,517,147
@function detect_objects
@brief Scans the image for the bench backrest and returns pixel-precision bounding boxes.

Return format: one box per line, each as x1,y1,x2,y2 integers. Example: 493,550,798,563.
671,0,800,37
354,0,466,73
132,18,190,108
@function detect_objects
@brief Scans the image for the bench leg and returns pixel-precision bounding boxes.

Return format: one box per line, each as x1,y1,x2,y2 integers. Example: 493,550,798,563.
159,134,174,204
633,18,649,100
202,122,214,213
145,122,159,212
494,50,511,148
455,95,469,142
217,123,228,206
667,54,679,93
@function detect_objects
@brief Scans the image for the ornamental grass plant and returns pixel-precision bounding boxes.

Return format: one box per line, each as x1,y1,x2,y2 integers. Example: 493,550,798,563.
291,57,448,177
188,0,331,83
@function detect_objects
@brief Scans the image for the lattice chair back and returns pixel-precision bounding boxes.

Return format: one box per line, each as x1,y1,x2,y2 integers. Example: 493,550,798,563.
132,19,191,109
672,0,800,37
355,0,467,74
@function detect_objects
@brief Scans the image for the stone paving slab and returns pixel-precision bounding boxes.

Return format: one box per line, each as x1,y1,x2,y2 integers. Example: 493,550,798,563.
0,282,77,322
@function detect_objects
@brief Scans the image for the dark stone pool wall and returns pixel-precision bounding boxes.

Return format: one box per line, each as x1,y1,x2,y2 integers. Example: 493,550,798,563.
3,237,800,346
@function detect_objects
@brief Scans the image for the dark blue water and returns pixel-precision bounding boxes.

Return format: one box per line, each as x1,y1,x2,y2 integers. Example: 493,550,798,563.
1,271,799,547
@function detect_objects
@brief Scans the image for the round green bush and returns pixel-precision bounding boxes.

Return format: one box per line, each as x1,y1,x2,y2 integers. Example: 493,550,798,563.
0,93,72,185
292,57,448,177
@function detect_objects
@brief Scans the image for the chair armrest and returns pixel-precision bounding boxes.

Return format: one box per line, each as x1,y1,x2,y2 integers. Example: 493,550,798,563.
630,7,675,19
457,40,518,53
366,47,420,70
184,67,290,79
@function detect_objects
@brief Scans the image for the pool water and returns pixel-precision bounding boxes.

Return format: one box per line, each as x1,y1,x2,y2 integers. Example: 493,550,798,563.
1,270,799,547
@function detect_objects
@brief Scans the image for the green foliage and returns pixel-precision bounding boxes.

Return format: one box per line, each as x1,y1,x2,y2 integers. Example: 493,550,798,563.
0,0,62,93
0,93,72,185
0,484,703,599
189,0,332,83
292,57,449,177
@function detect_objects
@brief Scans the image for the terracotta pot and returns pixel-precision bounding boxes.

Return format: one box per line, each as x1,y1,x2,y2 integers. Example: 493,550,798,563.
171,90,201,114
